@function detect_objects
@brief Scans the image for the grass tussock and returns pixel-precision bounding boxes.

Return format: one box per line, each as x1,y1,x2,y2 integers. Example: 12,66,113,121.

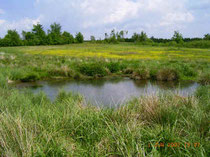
0,85,209,156
157,69,180,81
199,73,210,85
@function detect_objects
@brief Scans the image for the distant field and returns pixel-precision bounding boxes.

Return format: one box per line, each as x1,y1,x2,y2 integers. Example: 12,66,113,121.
2,43,210,61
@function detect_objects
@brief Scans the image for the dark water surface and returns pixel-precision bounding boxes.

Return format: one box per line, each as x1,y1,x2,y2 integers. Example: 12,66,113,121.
14,78,199,107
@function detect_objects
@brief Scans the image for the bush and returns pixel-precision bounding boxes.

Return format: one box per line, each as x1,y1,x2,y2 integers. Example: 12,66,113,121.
78,62,107,77
106,62,121,73
184,40,210,48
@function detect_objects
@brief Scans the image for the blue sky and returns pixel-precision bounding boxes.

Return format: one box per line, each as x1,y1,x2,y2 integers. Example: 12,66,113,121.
0,0,210,39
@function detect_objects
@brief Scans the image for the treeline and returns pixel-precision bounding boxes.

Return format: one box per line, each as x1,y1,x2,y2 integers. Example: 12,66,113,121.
96,30,210,48
0,22,210,48
0,23,84,46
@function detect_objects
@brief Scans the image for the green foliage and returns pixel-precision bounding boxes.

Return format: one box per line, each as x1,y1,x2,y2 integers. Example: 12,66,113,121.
204,34,210,40
47,23,63,45
172,31,183,44
116,30,128,42
20,72,40,82
62,31,74,44
22,31,39,46
32,24,47,45
90,35,96,42
78,62,107,77
104,29,127,43
106,61,121,73
0,23,209,49
183,40,210,48
132,31,148,43
75,32,84,43
1,30,22,46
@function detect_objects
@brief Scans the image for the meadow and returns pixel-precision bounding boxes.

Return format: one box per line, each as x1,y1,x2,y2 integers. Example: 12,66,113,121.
0,43,209,83
0,43,209,156
11,43,210,60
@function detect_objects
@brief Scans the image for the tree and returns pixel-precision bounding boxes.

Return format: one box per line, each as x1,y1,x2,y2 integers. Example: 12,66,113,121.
204,34,210,40
62,31,74,44
32,23,47,45
0,38,2,46
22,31,38,46
109,29,118,43
172,31,183,43
132,31,148,42
117,30,128,42
75,32,84,43
2,30,22,46
104,33,109,42
47,23,63,45
90,36,96,42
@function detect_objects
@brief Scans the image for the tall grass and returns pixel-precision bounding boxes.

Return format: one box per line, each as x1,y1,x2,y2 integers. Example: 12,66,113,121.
0,52,209,82
0,85,209,156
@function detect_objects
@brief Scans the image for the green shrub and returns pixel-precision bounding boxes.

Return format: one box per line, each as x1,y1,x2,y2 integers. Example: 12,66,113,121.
181,64,197,77
106,62,121,73
78,62,107,77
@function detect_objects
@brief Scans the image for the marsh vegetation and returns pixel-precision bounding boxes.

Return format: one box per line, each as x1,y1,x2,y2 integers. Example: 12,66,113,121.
0,42,209,156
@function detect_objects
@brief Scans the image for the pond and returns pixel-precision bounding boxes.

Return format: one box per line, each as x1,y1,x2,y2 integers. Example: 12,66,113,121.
14,78,199,107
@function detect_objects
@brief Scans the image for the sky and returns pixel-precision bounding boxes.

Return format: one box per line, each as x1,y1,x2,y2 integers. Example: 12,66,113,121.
0,0,210,39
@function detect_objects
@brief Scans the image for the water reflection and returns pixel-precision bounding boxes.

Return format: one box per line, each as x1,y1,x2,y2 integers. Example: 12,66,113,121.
13,78,199,107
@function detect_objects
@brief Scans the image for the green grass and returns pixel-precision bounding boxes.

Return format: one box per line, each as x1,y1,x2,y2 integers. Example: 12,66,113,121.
0,85,209,156
0,43,209,83
0,43,209,156
1,43,210,60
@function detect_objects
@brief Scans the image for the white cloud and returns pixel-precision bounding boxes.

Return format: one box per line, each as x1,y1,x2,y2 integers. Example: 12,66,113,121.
74,0,194,35
0,16,42,37
160,12,194,26
80,0,140,26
